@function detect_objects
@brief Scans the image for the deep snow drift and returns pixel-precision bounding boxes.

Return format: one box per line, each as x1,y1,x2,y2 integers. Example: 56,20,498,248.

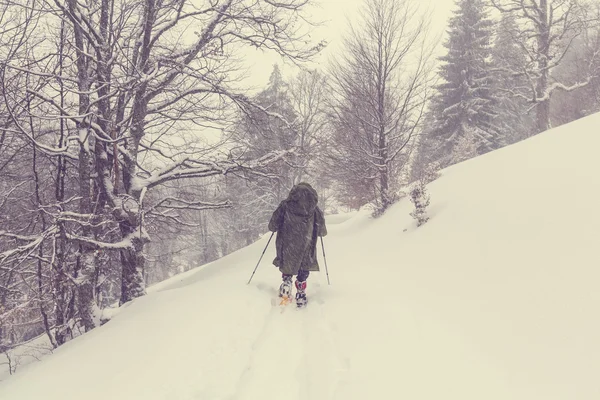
1,113,600,399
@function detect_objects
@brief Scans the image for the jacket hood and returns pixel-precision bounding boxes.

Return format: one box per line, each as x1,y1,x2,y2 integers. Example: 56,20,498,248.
286,182,318,216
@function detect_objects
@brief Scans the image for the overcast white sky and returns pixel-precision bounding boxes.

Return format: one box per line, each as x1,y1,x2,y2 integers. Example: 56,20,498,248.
241,0,457,89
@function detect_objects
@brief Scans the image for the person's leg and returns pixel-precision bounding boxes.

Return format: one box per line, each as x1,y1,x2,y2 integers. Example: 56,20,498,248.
297,269,309,282
295,270,309,307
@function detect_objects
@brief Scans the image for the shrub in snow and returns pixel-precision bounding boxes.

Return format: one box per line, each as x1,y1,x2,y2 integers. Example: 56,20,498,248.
409,183,431,227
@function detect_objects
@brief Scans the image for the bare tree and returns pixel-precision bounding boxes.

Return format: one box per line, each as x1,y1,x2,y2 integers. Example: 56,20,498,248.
0,0,67,350
490,0,599,132
550,1,600,124
0,0,323,326
326,0,435,213
289,69,329,183
490,11,537,144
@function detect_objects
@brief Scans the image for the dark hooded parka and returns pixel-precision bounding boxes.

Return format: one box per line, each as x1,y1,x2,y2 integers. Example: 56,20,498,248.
268,183,327,275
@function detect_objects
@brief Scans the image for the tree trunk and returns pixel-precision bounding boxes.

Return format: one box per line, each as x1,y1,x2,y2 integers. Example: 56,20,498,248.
536,100,551,132
70,1,102,331
117,0,154,297
119,219,147,305
53,19,73,345
77,248,101,330
119,94,148,305
76,133,101,332
31,135,58,349
536,0,551,133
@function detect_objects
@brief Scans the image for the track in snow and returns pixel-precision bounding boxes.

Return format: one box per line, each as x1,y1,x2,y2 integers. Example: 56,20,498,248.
229,282,349,400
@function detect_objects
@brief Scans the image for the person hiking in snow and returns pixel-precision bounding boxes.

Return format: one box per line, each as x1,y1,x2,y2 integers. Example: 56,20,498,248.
268,182,327,307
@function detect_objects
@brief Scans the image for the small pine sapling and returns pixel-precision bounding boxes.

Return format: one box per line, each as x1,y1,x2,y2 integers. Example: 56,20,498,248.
409,162,437,227
409,184,430,226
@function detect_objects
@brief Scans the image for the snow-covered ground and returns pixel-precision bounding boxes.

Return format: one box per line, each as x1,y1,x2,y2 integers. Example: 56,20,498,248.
2,113,600,399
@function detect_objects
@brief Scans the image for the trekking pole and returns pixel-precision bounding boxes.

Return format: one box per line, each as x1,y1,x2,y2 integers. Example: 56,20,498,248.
247,231,275,285
320,236,330,285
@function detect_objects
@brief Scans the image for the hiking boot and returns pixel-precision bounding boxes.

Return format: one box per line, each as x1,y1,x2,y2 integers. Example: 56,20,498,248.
295,280,307,308
279,275,292,298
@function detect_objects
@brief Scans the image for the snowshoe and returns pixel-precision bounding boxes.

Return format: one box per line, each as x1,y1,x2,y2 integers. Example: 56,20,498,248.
295,292,307,308
295,280,307,308
279,275,293,300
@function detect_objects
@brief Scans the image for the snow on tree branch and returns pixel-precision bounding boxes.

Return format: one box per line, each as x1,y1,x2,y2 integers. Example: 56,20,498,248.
148,197,231,213
133,149,293,191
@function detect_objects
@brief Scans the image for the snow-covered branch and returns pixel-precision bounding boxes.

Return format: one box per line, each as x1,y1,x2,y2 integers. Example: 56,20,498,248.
534,78,594,102
64,232,135,250
149,197,231,212
133,149,293,191
0,226,58,264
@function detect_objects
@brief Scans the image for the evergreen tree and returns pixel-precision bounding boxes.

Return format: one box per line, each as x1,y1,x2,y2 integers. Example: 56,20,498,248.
409,184,431,227
229,65,299,242
428,0,498,166
489,12,535,145
244,65,298,176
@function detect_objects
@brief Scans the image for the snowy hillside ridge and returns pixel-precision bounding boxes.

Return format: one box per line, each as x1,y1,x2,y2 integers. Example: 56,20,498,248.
1,112,600,399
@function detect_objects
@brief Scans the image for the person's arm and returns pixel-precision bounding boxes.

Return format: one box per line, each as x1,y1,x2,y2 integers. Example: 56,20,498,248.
315,207,327,237
268,201,286,232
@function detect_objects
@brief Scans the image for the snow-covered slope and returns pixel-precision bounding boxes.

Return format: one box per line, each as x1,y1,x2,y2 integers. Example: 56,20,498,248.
2,114,600,399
